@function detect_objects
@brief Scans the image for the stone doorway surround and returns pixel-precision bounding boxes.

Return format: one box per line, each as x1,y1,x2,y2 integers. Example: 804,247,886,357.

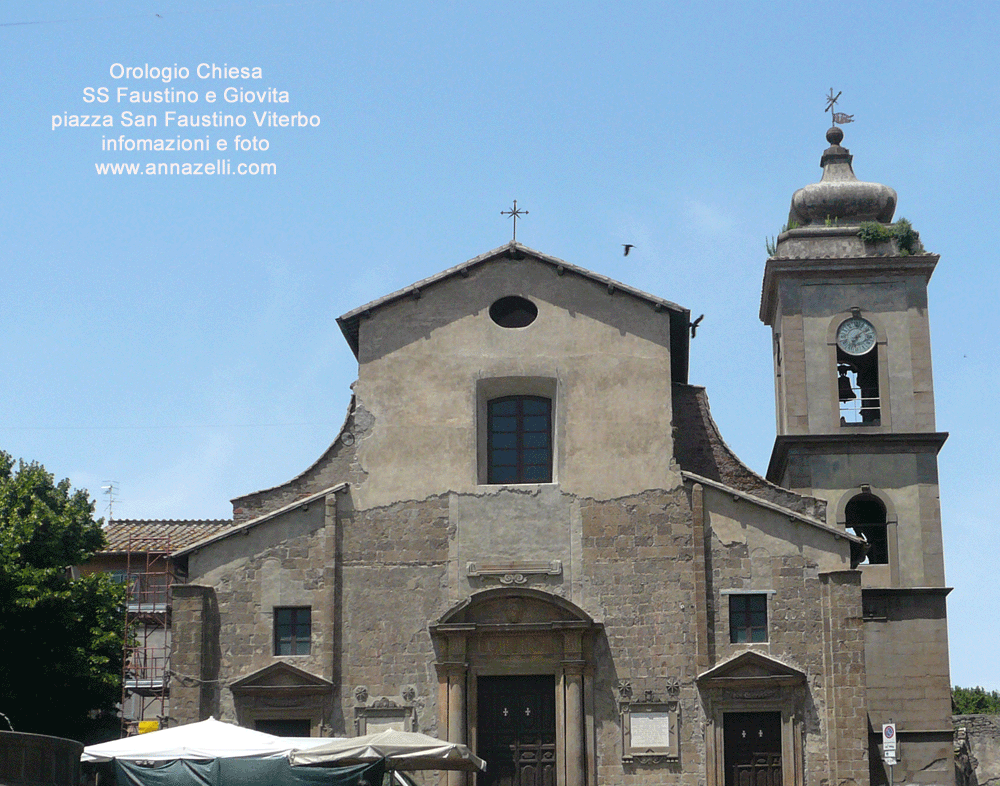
430,588,601,786
230,661,334,737
697,652,806,786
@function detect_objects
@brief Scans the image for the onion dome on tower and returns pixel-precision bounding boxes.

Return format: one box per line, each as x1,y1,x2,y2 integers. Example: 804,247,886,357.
787,125,897,227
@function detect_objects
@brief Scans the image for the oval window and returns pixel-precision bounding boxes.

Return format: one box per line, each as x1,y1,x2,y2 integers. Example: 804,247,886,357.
489,296,538,328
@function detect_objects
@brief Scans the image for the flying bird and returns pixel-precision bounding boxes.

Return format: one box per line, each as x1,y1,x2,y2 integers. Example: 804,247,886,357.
623,244,634,256
690,314,704,338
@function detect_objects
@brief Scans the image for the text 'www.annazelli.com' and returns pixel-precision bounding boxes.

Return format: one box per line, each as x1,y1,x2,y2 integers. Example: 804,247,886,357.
95,160,275,175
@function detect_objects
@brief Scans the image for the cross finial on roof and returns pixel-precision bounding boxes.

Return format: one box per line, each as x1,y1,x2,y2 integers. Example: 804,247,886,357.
501,199,528,241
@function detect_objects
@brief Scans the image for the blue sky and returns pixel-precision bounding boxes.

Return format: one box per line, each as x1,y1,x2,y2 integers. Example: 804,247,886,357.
2,2,998,689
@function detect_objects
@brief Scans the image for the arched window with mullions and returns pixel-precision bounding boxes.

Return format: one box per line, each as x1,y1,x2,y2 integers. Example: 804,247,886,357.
487,396,552,484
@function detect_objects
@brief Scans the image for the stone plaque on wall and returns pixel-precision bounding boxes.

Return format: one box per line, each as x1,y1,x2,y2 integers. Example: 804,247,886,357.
354,698,415,735
619,701,679,763
630,711,672,748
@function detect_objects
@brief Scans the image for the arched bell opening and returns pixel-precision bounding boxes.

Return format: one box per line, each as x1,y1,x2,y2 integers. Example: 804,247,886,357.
846,493,889,565
837,347,880,425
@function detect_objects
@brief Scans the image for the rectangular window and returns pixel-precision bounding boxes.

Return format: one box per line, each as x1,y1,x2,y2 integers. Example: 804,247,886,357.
729,594,767,643
487,396,552,484
274,607,311,655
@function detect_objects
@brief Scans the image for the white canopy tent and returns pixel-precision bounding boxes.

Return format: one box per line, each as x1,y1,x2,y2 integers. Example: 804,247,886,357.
290,730,486,772
82,717,328,763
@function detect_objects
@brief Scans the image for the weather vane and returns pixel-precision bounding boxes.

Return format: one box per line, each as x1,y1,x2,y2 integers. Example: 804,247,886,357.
501,199,528,241
825,88,854,126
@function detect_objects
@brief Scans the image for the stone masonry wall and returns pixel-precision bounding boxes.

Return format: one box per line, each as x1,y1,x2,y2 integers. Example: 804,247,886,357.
820,570,869,786
336,495,451,736
955,715,1000,786
581,487,702,786
188,463,865,786
169,584,220,724
706,497,867,786
181,502,336,728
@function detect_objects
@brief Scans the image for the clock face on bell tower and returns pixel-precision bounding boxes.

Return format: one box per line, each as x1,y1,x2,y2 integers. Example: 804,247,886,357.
836,317,877,356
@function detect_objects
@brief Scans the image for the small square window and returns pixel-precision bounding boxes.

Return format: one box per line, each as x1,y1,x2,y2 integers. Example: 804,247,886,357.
729,594,767,643
274,607,311,655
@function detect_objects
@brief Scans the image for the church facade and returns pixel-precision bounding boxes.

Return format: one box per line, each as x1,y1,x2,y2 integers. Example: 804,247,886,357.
169,128,953,786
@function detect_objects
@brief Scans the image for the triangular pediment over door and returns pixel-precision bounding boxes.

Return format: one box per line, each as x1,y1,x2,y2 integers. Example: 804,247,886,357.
231,661,333,697
230,662,334,736
697,651,806,690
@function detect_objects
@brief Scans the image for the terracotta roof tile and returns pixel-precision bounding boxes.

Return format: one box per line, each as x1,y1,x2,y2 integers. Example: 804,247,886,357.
100,519,234,553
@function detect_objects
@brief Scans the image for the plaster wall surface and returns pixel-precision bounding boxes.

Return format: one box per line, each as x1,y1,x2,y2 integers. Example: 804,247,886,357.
449,486,578,601
705,489,850,574
862,596,951,729
785,452,944,587
790,276,932,435
864,596,953,786
351,259,678,509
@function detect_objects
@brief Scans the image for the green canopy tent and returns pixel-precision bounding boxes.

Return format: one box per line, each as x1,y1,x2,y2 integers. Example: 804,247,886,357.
114,758,385,786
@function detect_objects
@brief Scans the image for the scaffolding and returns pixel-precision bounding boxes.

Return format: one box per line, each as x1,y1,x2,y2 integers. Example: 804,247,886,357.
118,535,173,736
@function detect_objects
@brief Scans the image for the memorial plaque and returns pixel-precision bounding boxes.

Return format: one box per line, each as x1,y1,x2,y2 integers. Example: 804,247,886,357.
630,711,672,748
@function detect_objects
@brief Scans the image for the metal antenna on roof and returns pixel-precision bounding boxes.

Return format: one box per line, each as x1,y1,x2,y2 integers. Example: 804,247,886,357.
102,481,119,521
501,199,528,241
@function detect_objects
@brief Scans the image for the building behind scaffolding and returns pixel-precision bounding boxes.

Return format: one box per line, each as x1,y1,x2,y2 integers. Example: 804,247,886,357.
82,519,233,735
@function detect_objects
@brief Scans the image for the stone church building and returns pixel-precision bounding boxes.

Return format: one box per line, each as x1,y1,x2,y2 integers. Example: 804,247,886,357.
168,127,954,786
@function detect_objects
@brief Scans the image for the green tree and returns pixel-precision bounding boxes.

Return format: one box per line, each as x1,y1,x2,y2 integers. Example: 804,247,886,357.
953,685,1000,715
0,451,125,741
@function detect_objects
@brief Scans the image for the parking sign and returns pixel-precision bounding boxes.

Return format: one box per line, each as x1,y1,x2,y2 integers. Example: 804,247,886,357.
882,723,897,763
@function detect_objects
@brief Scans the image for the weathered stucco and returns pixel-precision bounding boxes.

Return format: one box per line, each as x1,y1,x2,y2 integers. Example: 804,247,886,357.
351,258,679,508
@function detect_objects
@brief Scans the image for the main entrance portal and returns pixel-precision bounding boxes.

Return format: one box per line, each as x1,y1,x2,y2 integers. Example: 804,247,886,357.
477,676,556,786
723,712,782,786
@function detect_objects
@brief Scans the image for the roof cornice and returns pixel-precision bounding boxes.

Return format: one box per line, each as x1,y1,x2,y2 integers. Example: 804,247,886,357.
760,251,939,325
766,432,949,483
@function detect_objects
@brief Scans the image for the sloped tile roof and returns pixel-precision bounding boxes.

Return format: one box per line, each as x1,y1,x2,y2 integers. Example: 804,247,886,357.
100,519,234,553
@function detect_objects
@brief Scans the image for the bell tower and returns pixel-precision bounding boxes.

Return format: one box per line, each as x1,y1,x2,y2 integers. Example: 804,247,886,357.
761,124,953,785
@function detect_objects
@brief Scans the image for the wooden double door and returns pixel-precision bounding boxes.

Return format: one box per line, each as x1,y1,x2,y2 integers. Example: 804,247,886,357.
723,712,782,786
477,676,556,786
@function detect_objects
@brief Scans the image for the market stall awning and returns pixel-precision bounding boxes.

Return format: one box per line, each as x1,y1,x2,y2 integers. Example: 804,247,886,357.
82,717,327,762
290,730,486,772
